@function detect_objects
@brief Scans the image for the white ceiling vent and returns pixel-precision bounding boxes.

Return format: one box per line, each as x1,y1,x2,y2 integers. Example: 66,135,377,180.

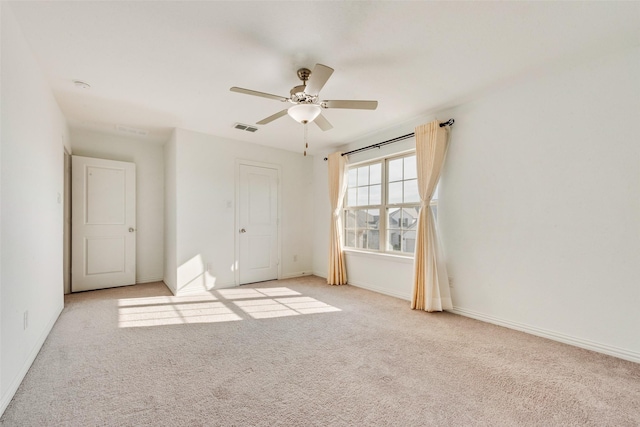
234,123,258,133
115,124,148,137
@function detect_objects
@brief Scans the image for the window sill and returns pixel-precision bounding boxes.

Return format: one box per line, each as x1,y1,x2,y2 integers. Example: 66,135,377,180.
343,248,414,264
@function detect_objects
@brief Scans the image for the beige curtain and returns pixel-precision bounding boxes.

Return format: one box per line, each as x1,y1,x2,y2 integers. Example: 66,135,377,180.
327,152,348,285
411,121,453,312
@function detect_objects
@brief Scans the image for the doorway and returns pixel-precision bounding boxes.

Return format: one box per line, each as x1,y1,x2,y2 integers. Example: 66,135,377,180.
236,162,280,285
71,155,137,292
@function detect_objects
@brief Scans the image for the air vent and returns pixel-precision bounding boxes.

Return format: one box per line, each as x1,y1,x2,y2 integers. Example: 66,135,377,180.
234,123,258,133
115,124,148,137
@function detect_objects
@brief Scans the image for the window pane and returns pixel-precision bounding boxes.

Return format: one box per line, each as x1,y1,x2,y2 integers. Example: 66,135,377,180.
368,209,380,229
402,230,417,253
370,163,381,184
387,230,417,253
357,166,369,186
357,187,368,206
353,209,366,228
356,230,367,249
367,230,380,250
404,179,419,203
388,158,403,182
348,168,357,187
345,210,355,228
388,181,402,204
407,206,420,224
432,184,439,201
345,230,355,248
369,184,381,205
404,156,417,179
347,188,356,207
361,209,373,228
387,208,402,230
404,208,419,228
387,230,402,251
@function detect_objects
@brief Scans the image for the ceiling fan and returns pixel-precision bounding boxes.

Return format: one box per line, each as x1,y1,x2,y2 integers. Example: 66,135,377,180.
230,64,378,131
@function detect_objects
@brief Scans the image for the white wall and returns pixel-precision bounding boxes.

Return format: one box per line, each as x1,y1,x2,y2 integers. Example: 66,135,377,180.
311,151,330,278
1,4,69,414
163,130,177,292
312,46,640,362
167,128,314,294
70,129,165,284
439,46,640,362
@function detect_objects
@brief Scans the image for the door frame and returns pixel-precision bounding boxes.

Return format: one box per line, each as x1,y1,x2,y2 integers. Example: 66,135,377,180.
234,159,282,286
63,147,72,294
71,155,136,292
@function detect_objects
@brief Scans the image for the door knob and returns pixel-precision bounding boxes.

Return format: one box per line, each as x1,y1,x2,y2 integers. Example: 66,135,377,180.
239,228,246,233
129,227,136,232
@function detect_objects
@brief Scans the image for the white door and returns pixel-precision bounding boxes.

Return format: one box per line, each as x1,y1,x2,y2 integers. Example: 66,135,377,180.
238,164,279,284
72,156,136,292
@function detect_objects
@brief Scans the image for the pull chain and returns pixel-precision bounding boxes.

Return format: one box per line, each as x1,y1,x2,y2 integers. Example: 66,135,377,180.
303,121,308,156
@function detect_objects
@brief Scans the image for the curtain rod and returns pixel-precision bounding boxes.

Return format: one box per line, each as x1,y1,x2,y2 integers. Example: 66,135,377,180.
323,118,454,161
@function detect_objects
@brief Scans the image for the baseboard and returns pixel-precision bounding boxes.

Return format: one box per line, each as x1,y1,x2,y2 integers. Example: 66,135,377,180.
212,281,237,290
280,271,313,280
312,271,326,279
135,276,164,284
173,280,237,296
347,279,411,302
162,275,178,295
160,281,176,295
451,306,640,364
0,303,64,416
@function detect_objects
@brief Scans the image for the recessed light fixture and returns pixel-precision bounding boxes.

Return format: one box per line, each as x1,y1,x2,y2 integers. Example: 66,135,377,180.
73,80,91,89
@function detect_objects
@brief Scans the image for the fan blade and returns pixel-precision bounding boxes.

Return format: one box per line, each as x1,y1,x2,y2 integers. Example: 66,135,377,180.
314,113,333,131
305,64,334,95
256,109,289,125
230,87,288,102
323,100,378,110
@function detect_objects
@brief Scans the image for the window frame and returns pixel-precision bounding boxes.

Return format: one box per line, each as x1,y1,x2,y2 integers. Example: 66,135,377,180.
343,150,438,256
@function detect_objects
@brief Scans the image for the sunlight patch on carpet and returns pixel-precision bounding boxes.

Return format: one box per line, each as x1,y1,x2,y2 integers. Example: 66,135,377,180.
217,287,301,300
117,287,340,327
233,295,341,319
118,294,219,307
118,295,240,327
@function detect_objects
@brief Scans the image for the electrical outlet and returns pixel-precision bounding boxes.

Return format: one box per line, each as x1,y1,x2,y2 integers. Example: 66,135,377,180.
23,310,29,330
293,255,298,262
206,262,212,273
448,277,454,288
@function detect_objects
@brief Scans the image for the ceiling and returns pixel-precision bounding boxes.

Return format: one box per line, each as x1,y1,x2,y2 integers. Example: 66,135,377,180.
8,1,640,153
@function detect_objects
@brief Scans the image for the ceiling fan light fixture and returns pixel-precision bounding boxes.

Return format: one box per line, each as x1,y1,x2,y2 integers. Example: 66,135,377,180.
231,63,375,132
288,104,321,124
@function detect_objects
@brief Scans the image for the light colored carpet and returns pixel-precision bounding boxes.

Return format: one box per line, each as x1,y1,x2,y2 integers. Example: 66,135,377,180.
1,276,639,426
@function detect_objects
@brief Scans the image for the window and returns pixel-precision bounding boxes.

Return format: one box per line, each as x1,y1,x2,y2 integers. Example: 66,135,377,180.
345,163,381,250
344,152,438,255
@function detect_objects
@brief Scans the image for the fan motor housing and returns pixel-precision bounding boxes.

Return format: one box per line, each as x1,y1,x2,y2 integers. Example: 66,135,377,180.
290,85,317,104
290,85,306,97
297,68,311,82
